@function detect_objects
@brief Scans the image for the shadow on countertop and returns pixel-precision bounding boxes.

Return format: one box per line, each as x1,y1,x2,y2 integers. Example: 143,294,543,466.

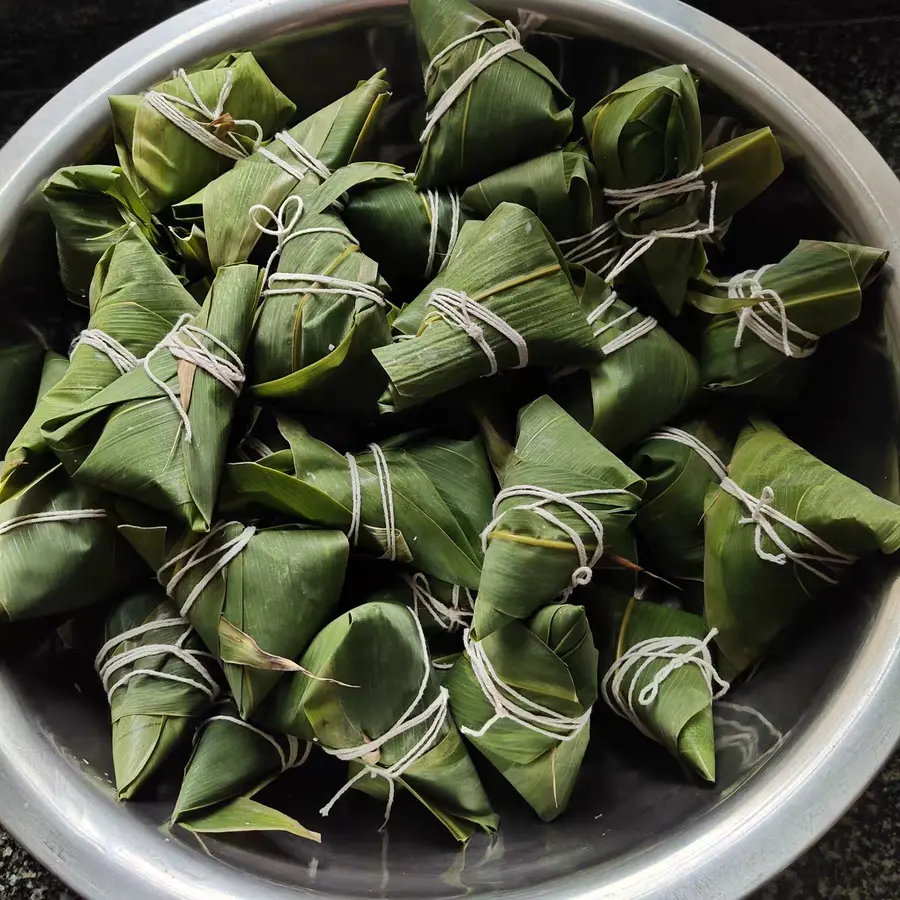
1,0,900,898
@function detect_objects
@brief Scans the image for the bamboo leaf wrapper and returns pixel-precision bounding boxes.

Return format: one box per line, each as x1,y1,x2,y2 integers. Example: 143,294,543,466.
376,204,595,410
554,267,700,453
223,415,492,589
689,240,888,399
96,587,220,799
411,0,573,186
260,601,499,841
41,264,259,531
0,229,201,500
110,53,296,212
173,701,320,840
474,395,644,638
446,603,598,821
705,420,900,675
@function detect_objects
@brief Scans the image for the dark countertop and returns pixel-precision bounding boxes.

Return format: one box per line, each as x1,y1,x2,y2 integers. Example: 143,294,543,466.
2,1,900,898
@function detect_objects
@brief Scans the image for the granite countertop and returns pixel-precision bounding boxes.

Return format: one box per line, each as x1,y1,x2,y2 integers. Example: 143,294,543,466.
3,0,900,898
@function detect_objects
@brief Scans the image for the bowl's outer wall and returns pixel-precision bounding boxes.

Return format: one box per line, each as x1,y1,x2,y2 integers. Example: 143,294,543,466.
1,1,900,899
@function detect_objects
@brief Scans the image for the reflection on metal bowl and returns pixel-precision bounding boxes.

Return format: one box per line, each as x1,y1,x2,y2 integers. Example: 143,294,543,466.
0,0,899,898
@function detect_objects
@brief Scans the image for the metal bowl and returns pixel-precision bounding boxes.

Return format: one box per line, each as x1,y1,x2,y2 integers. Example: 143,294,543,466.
2,0,900,898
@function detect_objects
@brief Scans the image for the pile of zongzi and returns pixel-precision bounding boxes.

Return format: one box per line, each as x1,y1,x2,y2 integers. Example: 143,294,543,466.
2,0,897,847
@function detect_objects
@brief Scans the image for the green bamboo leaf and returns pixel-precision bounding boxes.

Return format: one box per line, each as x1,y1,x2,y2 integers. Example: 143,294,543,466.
411,0,573,186
0,343,55,465
110,53,296,212
446,604,597,821
97,587,219,799
705,420,900,675
689,239,888,399
343,173,471,294
161,523,349,718
1,228,201,501
554,266,699,453
249,189,394,417
474,395,644,637
462,146,599,242
0,464,142,623
42,165,163,303
222,415,491,589
174,71,391,270
606,599,718,782
701,127,784,225
41,265,258,531
630,418,735,583
173,700,317,841
179,796,321,841
259,601,498,841
375,204,595,411
584,65,705,314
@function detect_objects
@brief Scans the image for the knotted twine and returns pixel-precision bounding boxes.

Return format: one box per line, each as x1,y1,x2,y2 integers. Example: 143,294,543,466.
318,611,450,828
425,288,528,377
586,291,658,356
95,616,219,703
250,194,357,290
423,189,462,279
481,485,637,601
648,426,856,583
144,313,246,443
603,166,719,284
346,444,398,561
420,22,524,145
404,572,473,632
144,68,263,162
719,265,820,358
601,629,729,735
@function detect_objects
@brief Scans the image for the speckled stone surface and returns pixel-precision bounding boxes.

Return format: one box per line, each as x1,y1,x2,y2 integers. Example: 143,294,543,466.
2,1,900,898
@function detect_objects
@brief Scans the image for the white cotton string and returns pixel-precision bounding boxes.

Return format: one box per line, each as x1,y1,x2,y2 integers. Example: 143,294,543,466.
143,68,262,162
262,273,386,308
481,485,635,600
461,628,592,741
96,617,218,703
423,189,462,279
158,523,257,617
720,265,819,358
420,22,523,145
425,288,528,377
70,329,139,374
271,131,332,182
647,427,856,582
250,195,357,289
714,701,783,769
603,168,718,284
0,509,107,537
143,313,245,443
719,478,856,584
368,443,397,562
647,426,729,481
345,453,363,546
318,612,449,828
601,629,729,738
404,572,473,632
557,220,620,273
516,9,548,40
586,291,658,356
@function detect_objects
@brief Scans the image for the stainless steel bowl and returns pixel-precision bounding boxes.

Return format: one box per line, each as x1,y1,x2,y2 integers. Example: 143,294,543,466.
2,1,900,898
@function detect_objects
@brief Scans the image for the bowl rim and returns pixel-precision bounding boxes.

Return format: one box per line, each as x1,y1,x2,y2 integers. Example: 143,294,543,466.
1,0,900,898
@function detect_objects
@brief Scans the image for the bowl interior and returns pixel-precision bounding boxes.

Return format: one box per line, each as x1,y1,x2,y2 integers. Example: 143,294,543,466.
2,4,900,899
